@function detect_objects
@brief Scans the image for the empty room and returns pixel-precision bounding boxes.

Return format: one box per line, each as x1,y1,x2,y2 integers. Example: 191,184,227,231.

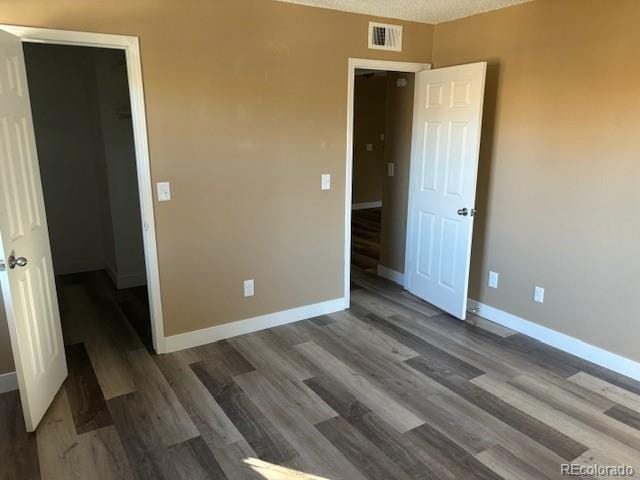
0,1,639,479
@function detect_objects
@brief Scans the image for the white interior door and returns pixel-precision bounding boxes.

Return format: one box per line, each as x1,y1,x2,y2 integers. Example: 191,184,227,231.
0,29,67,431
405,62,487,320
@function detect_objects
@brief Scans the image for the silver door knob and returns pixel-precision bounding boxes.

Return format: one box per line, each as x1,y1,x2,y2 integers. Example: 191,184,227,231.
457,208,469,216
8,255,28,269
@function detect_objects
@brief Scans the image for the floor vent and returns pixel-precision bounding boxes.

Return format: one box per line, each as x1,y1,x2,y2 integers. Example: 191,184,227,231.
368,22,403,52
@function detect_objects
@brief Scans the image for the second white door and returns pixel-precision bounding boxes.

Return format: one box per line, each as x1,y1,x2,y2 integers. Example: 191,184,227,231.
405,62,487,319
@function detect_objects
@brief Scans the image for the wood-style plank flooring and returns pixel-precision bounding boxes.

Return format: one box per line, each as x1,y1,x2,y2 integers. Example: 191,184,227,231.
351,208,381,273
2,269,640,479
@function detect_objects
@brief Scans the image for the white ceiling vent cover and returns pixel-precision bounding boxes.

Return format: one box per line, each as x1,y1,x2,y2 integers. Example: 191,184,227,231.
368,22,403,52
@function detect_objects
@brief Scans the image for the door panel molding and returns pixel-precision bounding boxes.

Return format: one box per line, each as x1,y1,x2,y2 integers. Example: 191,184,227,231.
405,62,487,319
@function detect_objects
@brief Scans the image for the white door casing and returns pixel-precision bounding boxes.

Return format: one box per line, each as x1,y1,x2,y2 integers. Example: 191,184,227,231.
344,58,431,305
405,62,487,319
0,29,67,431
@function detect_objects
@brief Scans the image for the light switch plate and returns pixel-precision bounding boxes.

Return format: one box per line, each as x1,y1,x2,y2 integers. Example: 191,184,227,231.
244,279,255,297
366,143,373,152
157,182,171,202
387,163,395,177
488,271,499,289
534,286,545,304
321,174,331,191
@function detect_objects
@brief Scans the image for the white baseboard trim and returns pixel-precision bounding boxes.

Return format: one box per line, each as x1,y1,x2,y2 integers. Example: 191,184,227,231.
377,264,405,285
352,201,382,210
0,371,18,393
106,265,146,290
468,299,640,382
164,297,348,353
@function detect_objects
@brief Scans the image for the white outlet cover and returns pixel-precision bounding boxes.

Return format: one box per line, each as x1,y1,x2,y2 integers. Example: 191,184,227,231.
366,143,373,151
387,162,395,177
488,271,499,289
321,174,331,191
534,286,545,304
244,279,255,297
157,182,171,202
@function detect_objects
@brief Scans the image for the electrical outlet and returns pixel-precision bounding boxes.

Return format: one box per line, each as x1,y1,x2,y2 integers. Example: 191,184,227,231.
387,162,395,177
488,271,499,289
380,133,385,141
321,174,331,191
244,279,255,297
366,143,373,151
534,286,545,304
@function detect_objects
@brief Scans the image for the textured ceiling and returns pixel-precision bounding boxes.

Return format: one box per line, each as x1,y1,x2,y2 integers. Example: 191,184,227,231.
275,0,532,23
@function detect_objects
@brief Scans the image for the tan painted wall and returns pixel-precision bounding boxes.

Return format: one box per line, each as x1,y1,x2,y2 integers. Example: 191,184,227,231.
352,75,386,204
0,0,433,368
432,0,640,363
379,72,414,274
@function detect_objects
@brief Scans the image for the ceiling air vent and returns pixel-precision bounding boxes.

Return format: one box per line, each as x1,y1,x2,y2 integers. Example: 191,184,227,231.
368,22,403,52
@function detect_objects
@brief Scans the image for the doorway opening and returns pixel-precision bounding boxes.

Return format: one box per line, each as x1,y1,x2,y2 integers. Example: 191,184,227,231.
344,59,429,306
23,42,153,349
350,68,415,290
0,26,163,430
345,59,487,319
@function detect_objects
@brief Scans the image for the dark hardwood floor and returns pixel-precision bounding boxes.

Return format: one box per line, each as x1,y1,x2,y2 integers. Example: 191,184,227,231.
351,207,381,273
2,269,640,479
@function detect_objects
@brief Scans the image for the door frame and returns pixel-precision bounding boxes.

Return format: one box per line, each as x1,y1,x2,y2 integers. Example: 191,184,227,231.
0,24,166,353
344,58,430,304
